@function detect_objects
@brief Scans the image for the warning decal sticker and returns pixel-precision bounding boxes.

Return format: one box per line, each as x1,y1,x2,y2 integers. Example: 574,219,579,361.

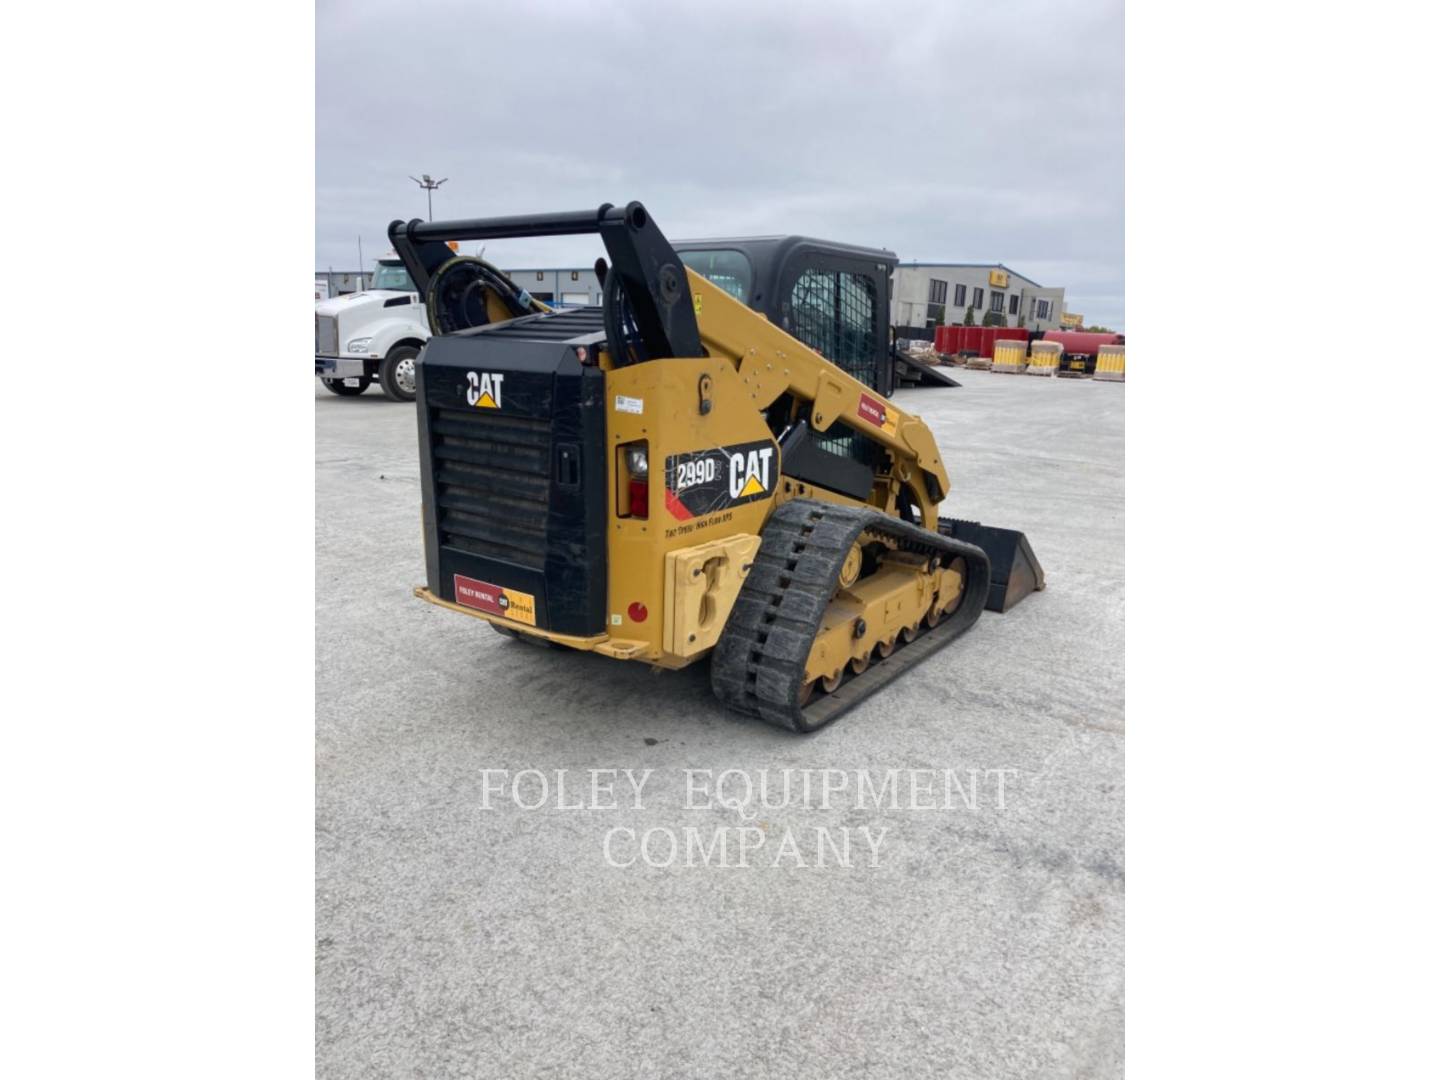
453,574,537,626
663,439,777,521
856,392,898,436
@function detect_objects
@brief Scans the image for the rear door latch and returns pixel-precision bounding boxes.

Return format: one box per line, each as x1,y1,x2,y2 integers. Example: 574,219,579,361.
555,443,581,487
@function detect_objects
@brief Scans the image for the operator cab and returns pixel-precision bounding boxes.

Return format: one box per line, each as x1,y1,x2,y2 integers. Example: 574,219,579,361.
673,236,897,396
675,236,898,481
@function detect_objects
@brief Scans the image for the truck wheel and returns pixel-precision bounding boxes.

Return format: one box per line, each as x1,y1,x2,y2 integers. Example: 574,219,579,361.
320,376,372,396
379,345,420,402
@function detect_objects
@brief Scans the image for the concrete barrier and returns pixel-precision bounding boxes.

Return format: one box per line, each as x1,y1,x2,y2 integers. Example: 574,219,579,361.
991,339,1028,374
1094,344,1125,382
1026,340,1062,377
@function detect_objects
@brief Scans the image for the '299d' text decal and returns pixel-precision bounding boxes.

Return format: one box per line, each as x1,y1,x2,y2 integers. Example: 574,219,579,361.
664,440,777,520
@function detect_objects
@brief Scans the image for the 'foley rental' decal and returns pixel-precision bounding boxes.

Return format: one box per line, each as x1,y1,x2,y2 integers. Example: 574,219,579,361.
856,392,898,436
453,574,535,625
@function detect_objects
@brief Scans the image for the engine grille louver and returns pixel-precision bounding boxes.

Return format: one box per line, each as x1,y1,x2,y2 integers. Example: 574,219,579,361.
429,407,552,570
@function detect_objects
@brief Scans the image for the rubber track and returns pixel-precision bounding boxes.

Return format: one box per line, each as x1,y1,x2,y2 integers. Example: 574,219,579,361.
710,499,992,733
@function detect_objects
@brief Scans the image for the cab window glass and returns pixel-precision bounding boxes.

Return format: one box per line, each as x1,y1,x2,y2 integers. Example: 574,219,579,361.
372,263,416,292
677,249,753,302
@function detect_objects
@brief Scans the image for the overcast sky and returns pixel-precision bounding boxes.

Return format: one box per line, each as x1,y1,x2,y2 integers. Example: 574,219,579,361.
317,0,1123,329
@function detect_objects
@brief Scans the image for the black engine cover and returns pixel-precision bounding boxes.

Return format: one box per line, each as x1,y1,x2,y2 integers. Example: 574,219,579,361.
416,316,608,636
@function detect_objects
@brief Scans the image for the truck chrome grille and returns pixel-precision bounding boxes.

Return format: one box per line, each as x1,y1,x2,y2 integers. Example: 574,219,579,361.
315,314,339,356
429,407,551,570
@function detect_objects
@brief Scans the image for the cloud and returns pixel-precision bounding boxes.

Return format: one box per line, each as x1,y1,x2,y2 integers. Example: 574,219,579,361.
317,0,1124,328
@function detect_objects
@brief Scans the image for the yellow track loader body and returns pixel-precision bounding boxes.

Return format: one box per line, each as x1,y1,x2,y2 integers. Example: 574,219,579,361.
394,202,1042,731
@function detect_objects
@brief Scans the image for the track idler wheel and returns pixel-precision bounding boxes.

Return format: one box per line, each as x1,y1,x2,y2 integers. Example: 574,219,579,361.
942,554,965,616
820,670,843,693
850,651,871,675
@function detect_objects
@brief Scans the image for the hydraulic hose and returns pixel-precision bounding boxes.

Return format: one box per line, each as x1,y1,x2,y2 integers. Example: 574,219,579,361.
425,256,549,336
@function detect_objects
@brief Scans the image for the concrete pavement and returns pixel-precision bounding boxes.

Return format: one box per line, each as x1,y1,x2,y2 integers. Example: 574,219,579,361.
316,370,1124,1078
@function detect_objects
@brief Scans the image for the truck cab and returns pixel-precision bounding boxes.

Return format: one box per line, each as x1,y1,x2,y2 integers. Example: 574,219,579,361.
315,256,430,400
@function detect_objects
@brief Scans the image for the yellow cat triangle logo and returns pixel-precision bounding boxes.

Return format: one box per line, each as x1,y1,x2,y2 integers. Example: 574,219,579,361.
739,473,766,497
476,391,498,409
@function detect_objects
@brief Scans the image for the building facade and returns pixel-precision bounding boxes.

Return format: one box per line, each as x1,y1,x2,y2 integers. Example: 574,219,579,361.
315,266,604,305
500,267,603,307
317,258,1066,330
891,263,1065,339
315,269,374,297
501,261,1068,330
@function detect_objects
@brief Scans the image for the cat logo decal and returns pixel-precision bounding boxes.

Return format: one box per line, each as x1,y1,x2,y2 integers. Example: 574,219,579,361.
465,371,504,409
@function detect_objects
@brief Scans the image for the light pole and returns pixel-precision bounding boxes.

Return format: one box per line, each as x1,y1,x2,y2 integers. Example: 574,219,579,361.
409,174,448,221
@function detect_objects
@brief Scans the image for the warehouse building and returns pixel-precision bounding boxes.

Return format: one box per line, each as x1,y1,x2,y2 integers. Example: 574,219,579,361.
891,263,1066,339
500,266,603,306
315,265,603,305
500,260,1067,332
319,256,1066,330
315,269,374,297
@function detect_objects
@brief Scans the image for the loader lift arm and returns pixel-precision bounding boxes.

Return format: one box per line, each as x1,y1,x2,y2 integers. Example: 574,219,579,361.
685,270,953,529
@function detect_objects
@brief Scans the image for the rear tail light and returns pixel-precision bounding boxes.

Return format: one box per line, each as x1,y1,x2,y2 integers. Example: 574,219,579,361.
618,440,649,519
628,478,648,519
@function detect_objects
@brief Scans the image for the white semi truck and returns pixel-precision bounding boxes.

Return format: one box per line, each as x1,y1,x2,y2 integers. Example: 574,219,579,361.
314,255,430,400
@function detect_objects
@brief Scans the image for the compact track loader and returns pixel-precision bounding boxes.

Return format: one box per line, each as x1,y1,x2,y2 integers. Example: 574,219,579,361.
393,202,1043,732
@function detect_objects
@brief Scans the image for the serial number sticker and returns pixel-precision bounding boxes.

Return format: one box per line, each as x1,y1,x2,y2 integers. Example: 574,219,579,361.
615,395,644,415
453,574,537,626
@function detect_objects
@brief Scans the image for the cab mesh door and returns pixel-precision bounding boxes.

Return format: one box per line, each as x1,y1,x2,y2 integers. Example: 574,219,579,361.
788,269,880,464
